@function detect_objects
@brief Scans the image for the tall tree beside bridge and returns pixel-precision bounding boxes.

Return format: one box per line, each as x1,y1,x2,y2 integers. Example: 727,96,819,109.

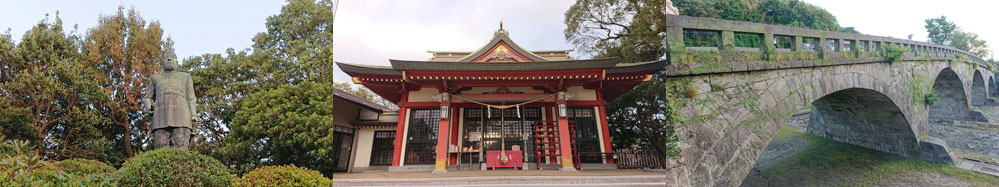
925,16,957,45
924,16,991,59
564,0,841,168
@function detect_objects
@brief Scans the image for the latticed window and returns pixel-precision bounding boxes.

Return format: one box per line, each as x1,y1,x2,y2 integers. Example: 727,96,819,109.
404,109,440,165
462,107,541,163
569,107,602,163
370,131,396,166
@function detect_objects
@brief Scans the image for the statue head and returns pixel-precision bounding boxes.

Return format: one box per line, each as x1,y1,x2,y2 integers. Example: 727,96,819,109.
161,47,179,71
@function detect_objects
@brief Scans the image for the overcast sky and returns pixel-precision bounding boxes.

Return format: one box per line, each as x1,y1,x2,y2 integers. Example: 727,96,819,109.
1,0,995,83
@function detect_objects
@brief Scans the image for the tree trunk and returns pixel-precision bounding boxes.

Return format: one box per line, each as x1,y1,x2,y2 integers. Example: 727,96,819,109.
119,120,134,157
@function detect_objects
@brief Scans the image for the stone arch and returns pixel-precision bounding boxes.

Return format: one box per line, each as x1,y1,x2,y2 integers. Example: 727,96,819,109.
972,70,987,106
930,68,972,121
679,66,955,187
806,88,919,157
991,76,998,97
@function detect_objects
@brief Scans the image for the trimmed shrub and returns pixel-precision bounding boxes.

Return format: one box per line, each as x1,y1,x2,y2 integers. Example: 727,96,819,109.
232,165,332,187
56,158,115,176
115,148,233,187
55,158,116,185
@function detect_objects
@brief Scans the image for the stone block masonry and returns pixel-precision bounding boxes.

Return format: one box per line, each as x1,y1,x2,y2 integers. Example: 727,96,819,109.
663,59,990,186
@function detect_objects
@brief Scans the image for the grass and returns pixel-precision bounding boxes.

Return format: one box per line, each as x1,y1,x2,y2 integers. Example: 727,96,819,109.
746,125,999,187
849,159,999,187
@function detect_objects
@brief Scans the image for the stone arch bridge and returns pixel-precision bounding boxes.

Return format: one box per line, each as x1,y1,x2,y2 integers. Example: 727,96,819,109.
656,15,996,186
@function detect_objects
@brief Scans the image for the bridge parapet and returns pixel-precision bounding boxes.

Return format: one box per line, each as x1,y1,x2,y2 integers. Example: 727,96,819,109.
664,15,990,77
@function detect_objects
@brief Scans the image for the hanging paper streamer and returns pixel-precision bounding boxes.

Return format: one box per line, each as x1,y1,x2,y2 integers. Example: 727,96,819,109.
516,105,521,118
487,106,491,119
452,94,555,109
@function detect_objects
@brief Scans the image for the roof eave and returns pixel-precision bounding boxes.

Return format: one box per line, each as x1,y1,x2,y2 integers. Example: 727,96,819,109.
335,61,401,76
607,60,669,74
389,58,623,71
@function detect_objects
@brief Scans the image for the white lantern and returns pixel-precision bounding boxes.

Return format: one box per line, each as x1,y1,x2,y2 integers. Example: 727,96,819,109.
557,103,567,118
440,105,449,119
557,91,568,118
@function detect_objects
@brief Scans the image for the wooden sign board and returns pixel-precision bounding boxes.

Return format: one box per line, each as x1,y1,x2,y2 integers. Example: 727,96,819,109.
469,132,482,142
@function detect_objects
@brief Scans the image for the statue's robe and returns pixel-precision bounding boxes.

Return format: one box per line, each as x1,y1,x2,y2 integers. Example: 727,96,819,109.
143,71,196,130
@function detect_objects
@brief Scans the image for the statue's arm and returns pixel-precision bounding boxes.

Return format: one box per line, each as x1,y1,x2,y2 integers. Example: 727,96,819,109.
142,78,155,113
187,75,198,121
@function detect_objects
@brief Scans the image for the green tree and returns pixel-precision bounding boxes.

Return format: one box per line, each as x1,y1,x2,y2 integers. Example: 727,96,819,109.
925,16,957,45
840,27,861,34
82,7,165,158
187,0,383,175
222,81,340,176
0,14,112,161
564,0,673,62
606,72,683,167
923,15,991,58
950,30,990,58
755,0,840,31
0,99,39,144
181,50,258,153
250,0,338,84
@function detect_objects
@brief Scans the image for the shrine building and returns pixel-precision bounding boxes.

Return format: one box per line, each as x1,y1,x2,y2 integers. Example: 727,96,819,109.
337,24,666,173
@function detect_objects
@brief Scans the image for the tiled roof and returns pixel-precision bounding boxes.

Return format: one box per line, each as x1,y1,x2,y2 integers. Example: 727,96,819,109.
389,58,622,71
332,87,393,112
336,58,668,76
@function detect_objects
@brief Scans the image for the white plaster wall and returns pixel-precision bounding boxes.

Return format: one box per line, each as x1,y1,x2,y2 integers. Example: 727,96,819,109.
351,127,396,168
407,88,439,102
567,86,597,101
464,86,543,94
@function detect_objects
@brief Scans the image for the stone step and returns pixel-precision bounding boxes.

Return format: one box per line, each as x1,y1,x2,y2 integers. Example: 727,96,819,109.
333,175,668,186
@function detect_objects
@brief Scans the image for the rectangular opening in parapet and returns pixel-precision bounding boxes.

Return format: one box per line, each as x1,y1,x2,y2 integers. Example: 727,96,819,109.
802,37,819,51
826,39,840,51
683,29,720,48
773,35,793,51
734,32,762,49
843,40,855,51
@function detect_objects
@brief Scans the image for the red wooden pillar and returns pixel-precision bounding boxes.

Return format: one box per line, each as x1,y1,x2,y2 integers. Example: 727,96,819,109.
596,92,615,164
556,91,577,171
596,104,615,164
433,93,451,173
449,107,461,165
391,93,410,166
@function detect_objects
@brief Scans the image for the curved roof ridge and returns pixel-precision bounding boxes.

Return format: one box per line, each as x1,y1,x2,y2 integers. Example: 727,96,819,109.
456,29,549,62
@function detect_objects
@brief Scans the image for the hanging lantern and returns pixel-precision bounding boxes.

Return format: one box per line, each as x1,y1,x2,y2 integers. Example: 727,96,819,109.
440,93,450,119
557,92,568,118
557,103,567,118
440,105,449,119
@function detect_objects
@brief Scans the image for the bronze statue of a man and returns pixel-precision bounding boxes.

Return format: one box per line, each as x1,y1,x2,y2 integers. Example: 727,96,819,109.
143,48,197,149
